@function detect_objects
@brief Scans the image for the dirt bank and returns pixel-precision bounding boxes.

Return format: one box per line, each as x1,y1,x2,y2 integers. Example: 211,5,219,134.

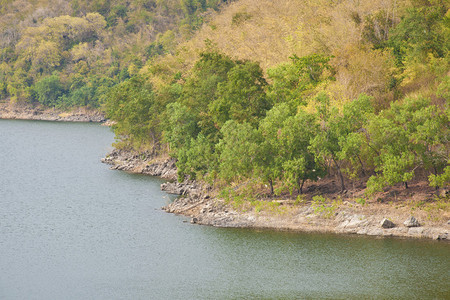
103,149,449,241
0,102,106,122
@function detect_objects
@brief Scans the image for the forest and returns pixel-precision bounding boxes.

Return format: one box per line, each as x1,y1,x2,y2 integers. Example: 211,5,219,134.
2,0,449,198
0,0,227,106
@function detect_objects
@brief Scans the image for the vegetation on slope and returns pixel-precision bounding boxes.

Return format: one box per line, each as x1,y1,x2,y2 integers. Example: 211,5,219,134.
2,0,448,200
0,0,228,107
104,0,449,198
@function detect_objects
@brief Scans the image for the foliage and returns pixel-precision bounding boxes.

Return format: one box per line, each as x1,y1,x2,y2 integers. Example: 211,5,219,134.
364,97,449,194
216,120,261,181
33,74,65,107
267,54,334,105
176,133,217,181
104,75,162,149
0,0,227,106
211,60,270,127
4,0,449,202
163,102,199,157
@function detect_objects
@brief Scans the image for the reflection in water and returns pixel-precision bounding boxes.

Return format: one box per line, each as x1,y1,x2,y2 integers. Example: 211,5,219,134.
0,120,449,299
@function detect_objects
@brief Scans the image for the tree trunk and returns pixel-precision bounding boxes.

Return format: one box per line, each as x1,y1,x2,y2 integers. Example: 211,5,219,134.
356,154,366,176
433,166,439,190
269,178,274,195
332,156,346,192
298,178,305,194
404,181,408,189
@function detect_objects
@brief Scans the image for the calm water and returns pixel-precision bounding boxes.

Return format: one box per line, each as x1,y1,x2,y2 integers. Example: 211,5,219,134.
0,119,449,299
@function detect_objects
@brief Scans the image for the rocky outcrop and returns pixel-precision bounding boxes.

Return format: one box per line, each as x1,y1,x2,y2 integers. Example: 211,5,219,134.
433,233,448,240
381,218,396,228
0,102,106,122
101,149,177,180
102,148,449,241
404,216,420,227
162,195,449,240
160,180,205,196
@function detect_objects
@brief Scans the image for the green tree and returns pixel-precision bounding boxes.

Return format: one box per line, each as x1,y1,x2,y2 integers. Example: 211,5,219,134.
364,97,448,194
309,93,346,191
388,4,449,65
280,109,325,194
267,53,335,105
176,133,217,181
257,103,295,195
210,60,270,128
104,75,162,149
336,94,375,178
181,48,235,140
163,102,199,156
34,74,65,107
216,120,261,182
429,162,450,188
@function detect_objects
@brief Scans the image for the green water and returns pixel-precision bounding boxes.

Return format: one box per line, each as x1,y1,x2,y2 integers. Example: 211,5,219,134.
0,119,449,299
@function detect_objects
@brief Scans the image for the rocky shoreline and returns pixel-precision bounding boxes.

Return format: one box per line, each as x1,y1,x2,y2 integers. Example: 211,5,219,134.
102,149,449,241
5,103,447,241
0,102,106,123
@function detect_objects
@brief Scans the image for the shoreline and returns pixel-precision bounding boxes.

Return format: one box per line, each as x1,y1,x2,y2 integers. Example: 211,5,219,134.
3,107,447,242
102,149,449,241
0,102,107,123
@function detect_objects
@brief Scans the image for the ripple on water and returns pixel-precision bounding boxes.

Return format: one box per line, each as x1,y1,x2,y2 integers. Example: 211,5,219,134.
1,119,449,299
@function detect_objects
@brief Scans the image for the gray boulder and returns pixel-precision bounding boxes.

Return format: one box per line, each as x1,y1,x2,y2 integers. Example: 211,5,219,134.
380,218,395,228
403,216,420,227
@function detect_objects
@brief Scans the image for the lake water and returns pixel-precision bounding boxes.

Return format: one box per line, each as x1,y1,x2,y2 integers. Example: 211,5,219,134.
0,119,449,299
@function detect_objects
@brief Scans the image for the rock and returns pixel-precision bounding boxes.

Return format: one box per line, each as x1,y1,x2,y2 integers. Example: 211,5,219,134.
408,227,424,235
380,218,395,228
403,216,420,227
338,214,369,234
433,233,448,240
367,228,384,236
191,217,198,224
161,182,184,195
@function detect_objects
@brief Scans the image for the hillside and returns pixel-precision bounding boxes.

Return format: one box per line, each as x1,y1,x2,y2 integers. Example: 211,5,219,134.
149,0,448,106
99,0,450,210
2,0,449,216
0,0,228,107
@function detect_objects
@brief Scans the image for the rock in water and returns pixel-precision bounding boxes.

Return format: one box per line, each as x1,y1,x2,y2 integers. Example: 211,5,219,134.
433,233,448,240
380,218,395,228
403,216,420,227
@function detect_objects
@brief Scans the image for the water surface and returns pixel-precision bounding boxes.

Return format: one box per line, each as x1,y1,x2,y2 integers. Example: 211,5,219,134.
1,120,449,299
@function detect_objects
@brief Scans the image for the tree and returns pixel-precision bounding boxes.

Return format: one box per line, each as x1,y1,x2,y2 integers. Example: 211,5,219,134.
34,74,65,107
389,4,448,61
256,103,294,194
181,48,236,140
364,97,448,194
267,53,335,105
210,60,270,128
176,133,217,181
336,94,375,178
104,75,162,149
429,162,450,189
280,109,324,194
309,93,346,191
216,120,261,182
163,102,199,156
